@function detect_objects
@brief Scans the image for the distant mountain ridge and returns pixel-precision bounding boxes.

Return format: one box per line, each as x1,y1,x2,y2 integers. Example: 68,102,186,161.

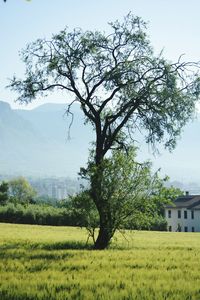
1,100,200,184
0,101,93,177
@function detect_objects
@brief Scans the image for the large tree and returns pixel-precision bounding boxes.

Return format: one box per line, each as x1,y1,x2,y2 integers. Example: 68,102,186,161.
10,14,200,249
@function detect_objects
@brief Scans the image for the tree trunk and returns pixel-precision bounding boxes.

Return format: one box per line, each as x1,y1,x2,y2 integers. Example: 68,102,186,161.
94,227,112,249
94,215,114,249
90,169,114,249
90,170,114,249
91,132,115,249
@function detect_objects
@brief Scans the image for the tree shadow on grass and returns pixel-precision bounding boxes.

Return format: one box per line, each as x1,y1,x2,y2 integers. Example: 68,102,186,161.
0,241,93,260
0,240,93,253
41,240,92,250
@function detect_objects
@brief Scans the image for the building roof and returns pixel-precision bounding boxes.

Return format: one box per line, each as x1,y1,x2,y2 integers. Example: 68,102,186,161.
165,195,200,210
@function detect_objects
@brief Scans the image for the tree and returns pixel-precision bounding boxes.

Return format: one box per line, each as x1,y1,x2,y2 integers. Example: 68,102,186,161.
68,190,99,245
148,178,183,217
70,149,182,244
125,176,183,231
0,181,9,205
10,13,200,249
8,177,36,205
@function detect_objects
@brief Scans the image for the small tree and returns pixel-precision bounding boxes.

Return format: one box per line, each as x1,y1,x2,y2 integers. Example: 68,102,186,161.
9,177,37,205
10,14,200,248
125,175,183,230
68,191,99,245
70,148,181,246
148,178,183,216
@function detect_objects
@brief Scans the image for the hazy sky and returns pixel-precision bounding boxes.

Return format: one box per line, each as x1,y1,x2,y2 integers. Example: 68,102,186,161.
1,0,200,109
1,0,200,184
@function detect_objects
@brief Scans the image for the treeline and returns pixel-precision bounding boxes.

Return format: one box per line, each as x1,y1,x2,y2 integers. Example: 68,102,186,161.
0,202,167,230
0,177,75,226
0,176,182,231
0,203,75,226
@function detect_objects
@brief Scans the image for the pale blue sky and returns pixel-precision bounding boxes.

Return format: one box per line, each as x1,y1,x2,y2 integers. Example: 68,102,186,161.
1,0,200,109
1,0,200,183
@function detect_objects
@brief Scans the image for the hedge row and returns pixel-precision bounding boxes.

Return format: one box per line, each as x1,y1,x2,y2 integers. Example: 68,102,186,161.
0,203,167,231
0,203,76,226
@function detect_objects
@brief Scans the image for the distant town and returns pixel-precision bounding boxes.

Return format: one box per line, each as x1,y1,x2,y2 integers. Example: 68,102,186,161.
1,173,200,201
0,175,81,200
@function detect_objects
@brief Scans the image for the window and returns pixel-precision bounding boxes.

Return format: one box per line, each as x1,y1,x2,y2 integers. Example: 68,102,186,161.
178,210,181,218
177,224,181,232
192,227,195,232
168,210,171,218
184,226,188,232
169,226,172,232
184,211,187,219
191,211,194,219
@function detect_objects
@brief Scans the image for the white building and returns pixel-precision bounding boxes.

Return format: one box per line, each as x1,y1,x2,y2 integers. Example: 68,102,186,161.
165,193,200,232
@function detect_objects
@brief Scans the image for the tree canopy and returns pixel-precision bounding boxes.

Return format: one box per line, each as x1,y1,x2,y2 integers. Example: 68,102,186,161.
9,177,37,204
10,13,200,249
10,14,200,154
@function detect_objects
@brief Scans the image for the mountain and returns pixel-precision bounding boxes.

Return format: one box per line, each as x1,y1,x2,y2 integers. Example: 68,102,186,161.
0,100,200,185
0,101,94,177
136,115,200,183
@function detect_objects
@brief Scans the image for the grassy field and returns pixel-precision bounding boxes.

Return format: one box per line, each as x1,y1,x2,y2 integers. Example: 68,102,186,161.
1,223,200,299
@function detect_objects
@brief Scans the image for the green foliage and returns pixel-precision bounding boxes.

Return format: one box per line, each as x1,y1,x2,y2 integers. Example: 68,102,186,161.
8,177,37,204
34,195,59,207
68,191,99,243
76,149,181,236
125,210,167,231
9,13,200,152
124,175,183,231
69,190,168,232
0,164,181,234
0,203,75,226
0,181,9,205
149,179,183,216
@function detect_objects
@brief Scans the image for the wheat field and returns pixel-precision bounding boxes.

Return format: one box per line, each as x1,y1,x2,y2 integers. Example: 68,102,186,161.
1,223,200,299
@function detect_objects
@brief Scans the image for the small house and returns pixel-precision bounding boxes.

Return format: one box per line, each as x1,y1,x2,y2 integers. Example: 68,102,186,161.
165,192,200,232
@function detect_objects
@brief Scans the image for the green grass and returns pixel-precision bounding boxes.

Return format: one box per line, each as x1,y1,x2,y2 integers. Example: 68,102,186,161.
1,223,200,299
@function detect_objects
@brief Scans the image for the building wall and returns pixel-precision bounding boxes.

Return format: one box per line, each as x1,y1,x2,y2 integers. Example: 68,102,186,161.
30,178,80,200
165,208,200,232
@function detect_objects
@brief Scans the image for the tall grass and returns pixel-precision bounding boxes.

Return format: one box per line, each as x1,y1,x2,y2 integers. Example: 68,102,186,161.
1,223,200,299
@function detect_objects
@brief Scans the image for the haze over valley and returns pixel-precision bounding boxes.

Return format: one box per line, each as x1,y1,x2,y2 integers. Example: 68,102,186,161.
1,100,200,192
0,100,93,178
